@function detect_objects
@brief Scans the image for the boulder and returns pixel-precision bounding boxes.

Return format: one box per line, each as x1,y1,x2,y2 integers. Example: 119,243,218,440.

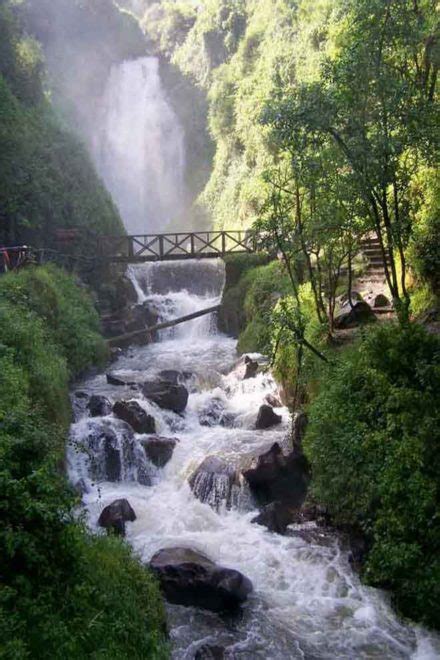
113,400,156,434
106,373,126,387
252,501,295,535
195,646,226,660
142,377,189,414
339,291,363,306
189,456,240,510
334,300,376,330
75,390,89,399
150,547,253,612
243,443,309,507
373,293,390,308
265,393,282,408
199,397,234,428
83,418,135,482
140,436,178,468
87,395,112,417
243,356,259,380
98,498,136,537
256,405,282,430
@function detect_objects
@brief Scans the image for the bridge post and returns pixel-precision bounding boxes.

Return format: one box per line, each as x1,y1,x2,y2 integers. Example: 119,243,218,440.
190,234,195,256
159,235,164,260
221,232,226,255
127,237,134,259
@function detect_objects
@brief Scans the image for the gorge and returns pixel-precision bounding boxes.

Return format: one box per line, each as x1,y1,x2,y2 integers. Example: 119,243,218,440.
69,260,440,658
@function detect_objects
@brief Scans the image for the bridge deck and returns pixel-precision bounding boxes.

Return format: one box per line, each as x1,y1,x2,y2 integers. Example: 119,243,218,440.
97,230,256,262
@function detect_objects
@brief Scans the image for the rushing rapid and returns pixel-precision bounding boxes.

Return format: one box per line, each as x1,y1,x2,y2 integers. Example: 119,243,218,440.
68,260,439,659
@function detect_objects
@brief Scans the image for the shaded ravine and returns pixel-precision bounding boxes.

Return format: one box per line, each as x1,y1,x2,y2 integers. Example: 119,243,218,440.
68,260,439,659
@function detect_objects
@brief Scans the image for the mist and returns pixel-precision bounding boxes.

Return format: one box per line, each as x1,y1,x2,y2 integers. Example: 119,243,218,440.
23,0,191,235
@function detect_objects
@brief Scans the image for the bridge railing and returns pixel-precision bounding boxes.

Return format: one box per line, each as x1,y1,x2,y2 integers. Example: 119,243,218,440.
97,230,257,262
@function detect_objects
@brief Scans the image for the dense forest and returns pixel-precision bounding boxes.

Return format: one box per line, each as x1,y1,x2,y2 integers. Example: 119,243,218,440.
1,0,440,656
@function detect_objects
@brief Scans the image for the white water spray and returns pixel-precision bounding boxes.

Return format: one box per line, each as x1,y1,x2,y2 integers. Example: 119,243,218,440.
93,57,186,234
69,261,440,659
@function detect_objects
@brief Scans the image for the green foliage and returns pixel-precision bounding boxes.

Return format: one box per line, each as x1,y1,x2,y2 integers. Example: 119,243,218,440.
305,323,440,627
0,2,124,246
410,167,440,296
0,265,107,378
0,267,168,657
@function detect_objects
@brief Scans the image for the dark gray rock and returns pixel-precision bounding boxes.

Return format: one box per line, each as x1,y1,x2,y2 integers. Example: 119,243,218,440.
150,547,253,612
244,356,259,380
98,498,136,537
195,645,226,660
256,405,282,430
142,377,189,414
140,436,178,468
334,300,376,329
198,397,234,428
113,400,156,434
106,373,126,387
243,443,310,507
373,293,390,308
189,456,240,510
252,501,295,534
83,419,135,482
87,395,112,417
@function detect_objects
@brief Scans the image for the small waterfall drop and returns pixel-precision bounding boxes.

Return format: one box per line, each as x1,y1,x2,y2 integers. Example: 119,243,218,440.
93,57,186,234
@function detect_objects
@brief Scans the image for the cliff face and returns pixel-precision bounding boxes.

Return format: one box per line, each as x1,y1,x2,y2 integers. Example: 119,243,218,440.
0,1,125,245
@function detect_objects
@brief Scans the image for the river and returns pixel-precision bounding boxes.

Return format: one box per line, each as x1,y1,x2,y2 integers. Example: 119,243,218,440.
68,259,439,659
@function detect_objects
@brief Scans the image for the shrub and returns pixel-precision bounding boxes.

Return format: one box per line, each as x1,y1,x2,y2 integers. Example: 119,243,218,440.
305,323,440,627
0,267,168,657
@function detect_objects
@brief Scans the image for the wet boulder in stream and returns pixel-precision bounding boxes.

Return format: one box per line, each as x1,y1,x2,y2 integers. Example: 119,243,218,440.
150,547,253,612
189,456,240,510
142,375,189,414
256,404,282,430
243,442,309,507
79,418,136,482
140,436,178,467
243,356,259,380
98,498,136,537
87,395,112,417
113,400,156,434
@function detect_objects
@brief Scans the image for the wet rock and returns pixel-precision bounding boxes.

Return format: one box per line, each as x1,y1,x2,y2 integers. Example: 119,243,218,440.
87,395,112,417
106,373,126,387
142,377,189,414
334,301,376,330
113,400,156,434
243,356,259,380
73,478,90,496
256,404,282,430
140,436,178,468
82,418,135,482
252,501,296,534
265,393,282,408
98,498,136,537
199,397,234,428
189,456,240,510
195,645,226,660
75,390,89,399
243,443,310,507
150,547,253,612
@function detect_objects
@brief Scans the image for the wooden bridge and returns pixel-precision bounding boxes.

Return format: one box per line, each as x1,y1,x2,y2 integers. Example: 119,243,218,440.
97,230,257,262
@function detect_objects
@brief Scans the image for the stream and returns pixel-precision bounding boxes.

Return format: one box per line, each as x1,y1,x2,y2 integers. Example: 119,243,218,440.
68,260,439,659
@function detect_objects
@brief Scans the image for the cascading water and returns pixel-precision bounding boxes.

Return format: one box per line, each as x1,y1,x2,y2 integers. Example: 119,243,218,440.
69,260,439,659
92,56,186,234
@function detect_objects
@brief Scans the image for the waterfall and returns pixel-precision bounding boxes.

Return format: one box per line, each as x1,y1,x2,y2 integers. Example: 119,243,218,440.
92,57,186,235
